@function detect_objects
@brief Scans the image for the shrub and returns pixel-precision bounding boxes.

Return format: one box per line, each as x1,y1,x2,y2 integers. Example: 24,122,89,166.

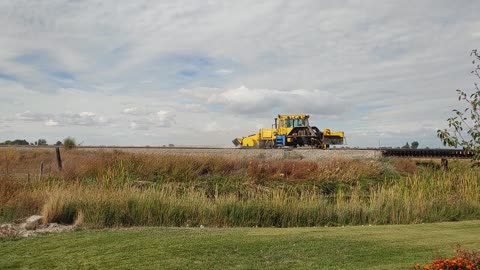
413,247,480,270
63,137,76,150
455,247,480,268
413,257,478,270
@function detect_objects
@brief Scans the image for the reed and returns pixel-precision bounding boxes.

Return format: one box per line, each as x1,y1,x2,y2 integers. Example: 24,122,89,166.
1,148,479,227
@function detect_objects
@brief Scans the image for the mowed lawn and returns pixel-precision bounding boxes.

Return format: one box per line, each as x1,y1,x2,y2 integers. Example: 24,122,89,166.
1,221,480,270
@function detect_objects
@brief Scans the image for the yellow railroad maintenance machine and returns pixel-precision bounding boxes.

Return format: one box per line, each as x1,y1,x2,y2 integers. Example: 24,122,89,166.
232,114,345,149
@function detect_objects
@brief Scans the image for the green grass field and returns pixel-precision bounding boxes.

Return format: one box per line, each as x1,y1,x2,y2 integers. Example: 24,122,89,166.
1,221,479,270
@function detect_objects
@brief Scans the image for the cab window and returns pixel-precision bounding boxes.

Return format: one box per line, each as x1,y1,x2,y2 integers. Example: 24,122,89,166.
286,119,293,127
294,119,304,127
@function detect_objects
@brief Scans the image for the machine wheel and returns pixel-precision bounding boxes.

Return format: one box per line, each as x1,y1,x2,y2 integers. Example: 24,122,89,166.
265,141,274,148
258,140,266,149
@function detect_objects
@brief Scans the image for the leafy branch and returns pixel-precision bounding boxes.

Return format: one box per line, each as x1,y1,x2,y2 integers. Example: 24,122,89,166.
437,50,480,160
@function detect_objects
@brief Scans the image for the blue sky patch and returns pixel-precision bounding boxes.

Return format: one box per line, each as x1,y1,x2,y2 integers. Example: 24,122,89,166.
113,52,241,91
0,72,16,81
50,71,75,81
11,49,76,88
13,50,50,66
178,69,198,77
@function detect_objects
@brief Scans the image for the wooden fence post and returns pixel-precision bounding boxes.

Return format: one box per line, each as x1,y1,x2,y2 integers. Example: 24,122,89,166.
55,147,63,171
39,162,44,180
441,158,448,171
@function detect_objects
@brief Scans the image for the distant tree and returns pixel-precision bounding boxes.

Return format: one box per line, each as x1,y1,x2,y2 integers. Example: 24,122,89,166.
438,50,480,160
63,137,76,150
19,139,29,145
411,141,419,149
402,142,410,149
0,139,29,146
37,139,47,146
55,141,63,146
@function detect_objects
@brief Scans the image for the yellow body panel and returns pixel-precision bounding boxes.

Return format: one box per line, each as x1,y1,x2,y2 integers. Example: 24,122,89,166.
323,128,345,138
237,128,276,147
276,114,308,136
260,128,274,139
239,134,259,147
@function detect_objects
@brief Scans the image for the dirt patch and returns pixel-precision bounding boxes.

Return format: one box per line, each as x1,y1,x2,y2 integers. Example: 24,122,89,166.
1,216,74,238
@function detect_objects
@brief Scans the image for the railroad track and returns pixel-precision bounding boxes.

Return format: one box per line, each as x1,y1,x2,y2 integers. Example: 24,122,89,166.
381,148,476,159
1,145,475,159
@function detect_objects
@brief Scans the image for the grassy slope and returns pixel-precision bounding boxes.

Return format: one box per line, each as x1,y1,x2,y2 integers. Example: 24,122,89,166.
1,221,480,270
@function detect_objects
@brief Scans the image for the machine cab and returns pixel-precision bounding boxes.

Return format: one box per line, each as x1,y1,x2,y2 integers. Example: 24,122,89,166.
276,114,309,135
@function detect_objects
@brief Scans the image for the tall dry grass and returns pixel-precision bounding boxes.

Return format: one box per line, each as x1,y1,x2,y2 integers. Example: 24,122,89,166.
0,148,386,184
1,148,479,227
34,170,479,227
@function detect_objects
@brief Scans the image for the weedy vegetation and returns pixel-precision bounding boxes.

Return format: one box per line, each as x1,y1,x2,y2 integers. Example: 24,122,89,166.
1,148,479,228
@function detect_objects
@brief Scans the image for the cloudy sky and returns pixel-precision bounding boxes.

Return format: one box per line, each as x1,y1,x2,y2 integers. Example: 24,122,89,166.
1,1,479,147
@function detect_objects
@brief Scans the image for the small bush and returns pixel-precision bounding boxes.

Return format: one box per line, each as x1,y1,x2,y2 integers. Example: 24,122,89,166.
63,137,76,150
413,247,480,270
455,246,480,268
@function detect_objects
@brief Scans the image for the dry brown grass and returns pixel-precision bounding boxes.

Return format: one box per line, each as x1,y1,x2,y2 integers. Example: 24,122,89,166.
0,177,46,221
392,158,418,174
247,158,381,182
1,148,59,177
2,148,479,227
0,148,383,184
17,169,480,227
0,178,20,206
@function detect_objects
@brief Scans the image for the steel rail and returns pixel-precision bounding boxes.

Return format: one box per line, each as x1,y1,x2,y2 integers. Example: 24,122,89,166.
0,145,475,158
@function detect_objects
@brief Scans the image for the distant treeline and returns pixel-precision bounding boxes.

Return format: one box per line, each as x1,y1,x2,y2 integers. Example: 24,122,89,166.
0,139,30,146
0,139,62,146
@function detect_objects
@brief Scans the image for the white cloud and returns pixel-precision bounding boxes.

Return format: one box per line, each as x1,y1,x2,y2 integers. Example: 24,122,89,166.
157,111,176,127
182,104,207,113
122,107,152,116
129,121,149,130
44,119,59,127
17,110,110,127
123,107,138,114
204,121,221,132
79,112,96,117
16,111,50,121
1,1,479,147
215,69,233,75
125,110,176,130
183,86,349,116
60,112,109,127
